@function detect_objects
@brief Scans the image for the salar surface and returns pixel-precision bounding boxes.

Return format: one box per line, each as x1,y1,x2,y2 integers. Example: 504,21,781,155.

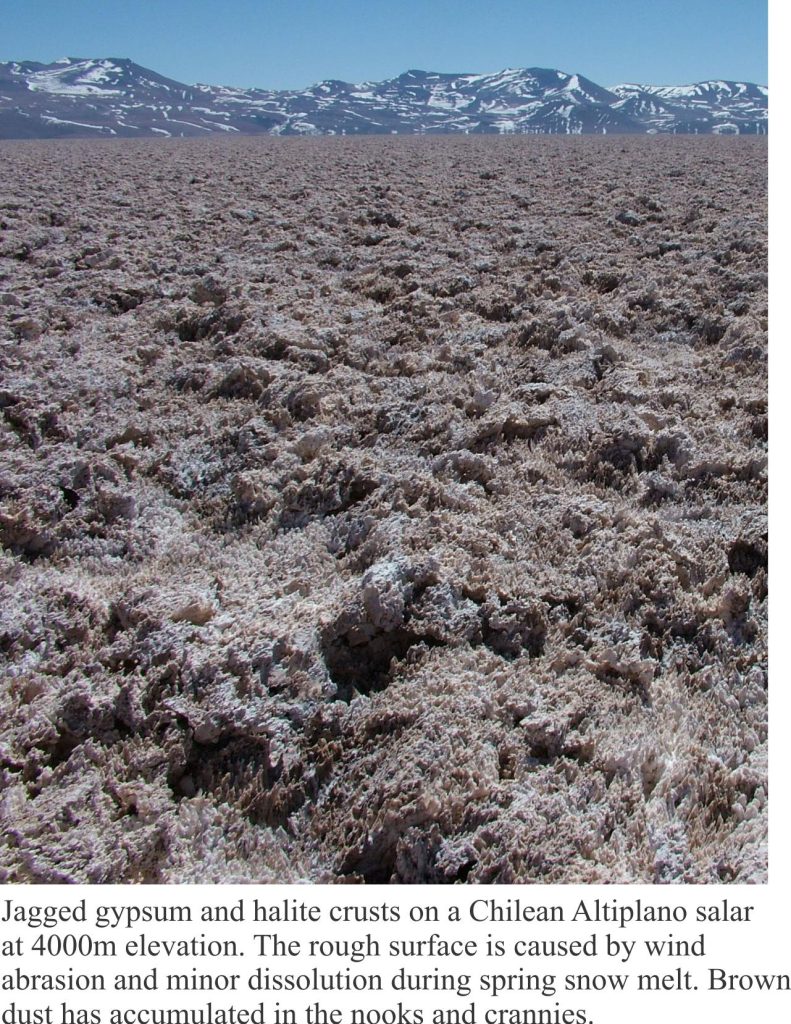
0,136,767,883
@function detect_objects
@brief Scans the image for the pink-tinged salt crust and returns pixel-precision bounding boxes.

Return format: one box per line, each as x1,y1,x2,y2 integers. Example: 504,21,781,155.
0,136,766,883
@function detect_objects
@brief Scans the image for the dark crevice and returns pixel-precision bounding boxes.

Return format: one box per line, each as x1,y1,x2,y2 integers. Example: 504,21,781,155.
728,538,767,578
322,627,441,702
340,844,397,883
166,732,310,829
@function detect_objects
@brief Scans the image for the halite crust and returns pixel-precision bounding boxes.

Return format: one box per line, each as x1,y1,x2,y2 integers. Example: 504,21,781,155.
0,135,767,884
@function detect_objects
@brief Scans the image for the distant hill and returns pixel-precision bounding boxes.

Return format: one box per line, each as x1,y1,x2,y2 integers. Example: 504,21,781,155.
0,57,768,139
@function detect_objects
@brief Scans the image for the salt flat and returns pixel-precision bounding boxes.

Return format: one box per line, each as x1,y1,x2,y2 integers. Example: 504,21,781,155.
0,136,767,883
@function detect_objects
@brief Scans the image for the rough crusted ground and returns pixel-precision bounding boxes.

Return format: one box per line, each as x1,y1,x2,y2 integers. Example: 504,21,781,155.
0,136,767,884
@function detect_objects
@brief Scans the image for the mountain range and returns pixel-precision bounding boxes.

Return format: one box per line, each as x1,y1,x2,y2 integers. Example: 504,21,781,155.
0,57,768,140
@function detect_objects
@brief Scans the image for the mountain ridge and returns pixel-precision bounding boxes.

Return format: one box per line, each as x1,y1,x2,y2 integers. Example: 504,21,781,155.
0,57,768,139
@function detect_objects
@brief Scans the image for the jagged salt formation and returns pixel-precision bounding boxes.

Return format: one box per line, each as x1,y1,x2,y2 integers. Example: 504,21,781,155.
0,135,766,883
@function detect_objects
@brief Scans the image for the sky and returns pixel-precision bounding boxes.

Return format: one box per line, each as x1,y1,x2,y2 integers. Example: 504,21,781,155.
1,0,768,90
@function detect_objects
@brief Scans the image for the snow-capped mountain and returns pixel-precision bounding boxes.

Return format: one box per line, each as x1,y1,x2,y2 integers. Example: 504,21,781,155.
0,57,768,139
609,80,768,135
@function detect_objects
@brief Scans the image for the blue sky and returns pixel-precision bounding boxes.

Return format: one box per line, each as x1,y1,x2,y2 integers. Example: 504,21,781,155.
1,1,767,89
